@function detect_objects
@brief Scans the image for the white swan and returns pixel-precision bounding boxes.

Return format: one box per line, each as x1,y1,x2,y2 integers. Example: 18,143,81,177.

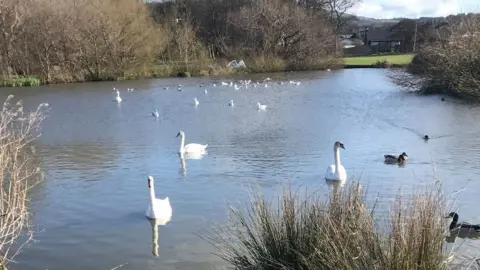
257,102,267,110
194,98,199,106
145,176,172,221
115,90,122,103
204,89,208,95
325,141,347,181
229,100,234,107
289,80,301,86
176,131,208,154
152,109,159,118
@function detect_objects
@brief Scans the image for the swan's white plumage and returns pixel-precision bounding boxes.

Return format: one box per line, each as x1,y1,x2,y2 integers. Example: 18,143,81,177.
145,176,172,222
257,102,267,110
115,90,122,103
325,164,347,181
183,143,208,153
176,131,208,154
325,141,347,181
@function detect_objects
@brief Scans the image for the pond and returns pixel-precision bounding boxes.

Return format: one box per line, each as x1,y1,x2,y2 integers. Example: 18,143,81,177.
5,69,480,269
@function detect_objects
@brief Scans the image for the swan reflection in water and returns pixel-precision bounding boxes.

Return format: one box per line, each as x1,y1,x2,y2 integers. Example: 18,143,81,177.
178,151,206,175
325,178,347,194
148,215,171,257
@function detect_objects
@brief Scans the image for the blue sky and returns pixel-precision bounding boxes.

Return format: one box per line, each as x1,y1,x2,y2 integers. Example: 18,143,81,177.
351,0,479,19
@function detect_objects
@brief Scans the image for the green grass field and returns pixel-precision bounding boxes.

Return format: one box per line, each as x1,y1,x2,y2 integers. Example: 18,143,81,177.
343,54,415,66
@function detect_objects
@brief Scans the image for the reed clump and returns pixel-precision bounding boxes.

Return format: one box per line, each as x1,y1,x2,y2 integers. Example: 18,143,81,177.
0,96,48,267
207,180,450,270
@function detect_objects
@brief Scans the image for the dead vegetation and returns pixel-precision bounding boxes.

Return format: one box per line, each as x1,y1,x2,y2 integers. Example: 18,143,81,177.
206,179,453,270
0,0,359,84
0,95,48,268
404,15,480,99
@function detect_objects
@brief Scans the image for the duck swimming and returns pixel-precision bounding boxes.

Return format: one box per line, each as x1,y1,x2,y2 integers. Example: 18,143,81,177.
446,212,480,232
384,152,408,164
424,135,430,140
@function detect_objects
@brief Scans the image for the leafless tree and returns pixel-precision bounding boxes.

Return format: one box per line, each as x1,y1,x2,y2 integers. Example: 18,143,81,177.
398,15,480,98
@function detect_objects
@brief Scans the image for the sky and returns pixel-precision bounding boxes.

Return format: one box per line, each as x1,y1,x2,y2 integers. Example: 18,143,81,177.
351,0,479,19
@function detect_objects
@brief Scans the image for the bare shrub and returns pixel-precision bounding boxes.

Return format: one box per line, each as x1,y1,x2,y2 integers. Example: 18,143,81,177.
0,95,48,267
206,179,451,270
0,0,164,82
67,0,163,80
0,0,32,77
407,16,480,98
227,0,337,69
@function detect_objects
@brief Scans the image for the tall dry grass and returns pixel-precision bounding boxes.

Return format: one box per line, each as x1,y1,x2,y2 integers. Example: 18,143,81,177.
0,95,48,267
206,180,452,270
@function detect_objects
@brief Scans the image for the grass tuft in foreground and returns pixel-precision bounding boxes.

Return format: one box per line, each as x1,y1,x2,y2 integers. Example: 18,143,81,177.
206,179,451,270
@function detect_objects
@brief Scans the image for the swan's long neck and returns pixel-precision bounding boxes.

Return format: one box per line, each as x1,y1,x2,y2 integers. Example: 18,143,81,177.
179,135,185,153
149,183,156,208
334,146,341,174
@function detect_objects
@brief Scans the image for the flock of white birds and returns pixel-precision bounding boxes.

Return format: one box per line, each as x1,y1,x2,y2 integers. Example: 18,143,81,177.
110,76,347,228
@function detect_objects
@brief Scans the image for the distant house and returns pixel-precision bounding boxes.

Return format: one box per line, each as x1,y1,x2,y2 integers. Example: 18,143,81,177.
338,34,364,49
364,26,404,53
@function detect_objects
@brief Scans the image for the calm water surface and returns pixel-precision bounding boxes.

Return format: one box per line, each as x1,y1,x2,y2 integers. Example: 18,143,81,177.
5,69,480,269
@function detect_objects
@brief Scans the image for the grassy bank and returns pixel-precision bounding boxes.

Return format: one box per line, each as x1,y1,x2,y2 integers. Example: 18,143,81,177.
0,57,340,88
0,76,41,87
343,54,415,68
206,179,455,269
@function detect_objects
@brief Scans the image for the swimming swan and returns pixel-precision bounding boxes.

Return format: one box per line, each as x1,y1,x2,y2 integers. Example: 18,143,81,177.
194,98,199,106
152,109,159,118
229,100,234,107
257,102,267,110
115,90,122,103
176,131,208,154
145,176,172,222
325,141,347,181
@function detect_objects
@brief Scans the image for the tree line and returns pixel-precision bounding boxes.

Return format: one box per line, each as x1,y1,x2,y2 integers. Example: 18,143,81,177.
0,0,359,84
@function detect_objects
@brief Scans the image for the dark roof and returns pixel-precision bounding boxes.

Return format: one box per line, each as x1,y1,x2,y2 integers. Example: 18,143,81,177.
367,26,402,41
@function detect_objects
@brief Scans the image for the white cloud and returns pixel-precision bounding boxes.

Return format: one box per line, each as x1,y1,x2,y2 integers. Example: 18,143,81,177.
350,0,478,19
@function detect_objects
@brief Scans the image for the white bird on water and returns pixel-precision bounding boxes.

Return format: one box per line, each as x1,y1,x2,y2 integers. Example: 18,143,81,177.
145,176,172,222
194,98,199,106
152,109,159,118
325,141,347,181
229,100,234,107
205,89,208,95
289,80,301,86
176,131,208,154
114,89,122,103
257,102,267,111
